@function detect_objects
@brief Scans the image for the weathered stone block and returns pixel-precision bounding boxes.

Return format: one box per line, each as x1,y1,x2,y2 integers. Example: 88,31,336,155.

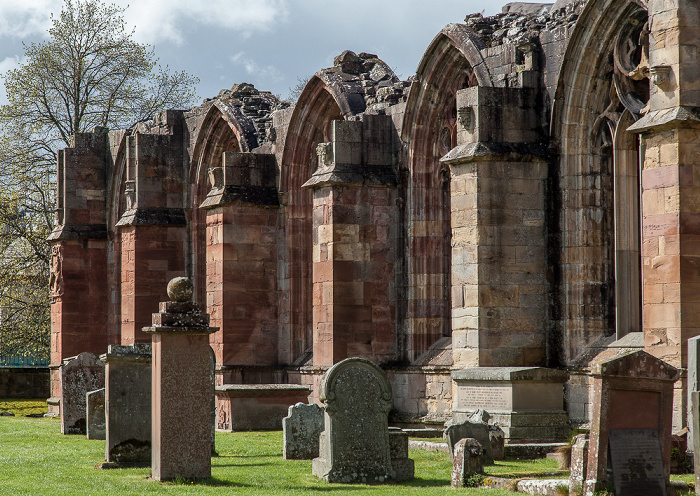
451,438,484,488
86,388,105,441
61,352,105,435
283,402,324,460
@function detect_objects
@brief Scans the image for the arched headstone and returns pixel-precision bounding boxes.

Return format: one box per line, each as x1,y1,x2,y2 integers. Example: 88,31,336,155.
312,357,394,483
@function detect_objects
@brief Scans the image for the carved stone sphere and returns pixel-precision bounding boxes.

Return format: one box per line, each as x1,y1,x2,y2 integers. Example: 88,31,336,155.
167,277,194,302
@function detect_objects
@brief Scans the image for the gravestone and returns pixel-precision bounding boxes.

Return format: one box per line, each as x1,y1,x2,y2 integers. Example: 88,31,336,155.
691,391,700,494
312,357,395,483
86,388,105,440
489,425,505,461
688,336,700,453
101,343,151,463
143,277,218,481
60,352,105,435
388,427,415,482
585,349,678,494
444,417,493,464
608,429,666,495
451,438,483,488
283,403,324,460
568,434,588,494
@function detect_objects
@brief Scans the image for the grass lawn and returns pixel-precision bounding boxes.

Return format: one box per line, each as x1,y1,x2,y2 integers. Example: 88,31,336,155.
0,412,566,496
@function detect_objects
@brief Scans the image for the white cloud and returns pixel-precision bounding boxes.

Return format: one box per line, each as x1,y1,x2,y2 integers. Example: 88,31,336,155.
231,51,283,82
122,0,289,45
0,0,60,38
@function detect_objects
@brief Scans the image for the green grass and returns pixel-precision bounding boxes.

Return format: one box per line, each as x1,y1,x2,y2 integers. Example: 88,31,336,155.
0,399,49,417
0,415,572,496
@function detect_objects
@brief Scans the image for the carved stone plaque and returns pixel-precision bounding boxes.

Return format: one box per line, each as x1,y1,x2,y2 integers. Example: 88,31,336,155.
608,429,666,496
457,385,511,411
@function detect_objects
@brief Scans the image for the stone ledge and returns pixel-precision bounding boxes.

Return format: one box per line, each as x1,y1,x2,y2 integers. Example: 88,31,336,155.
115,208,186,227
452,367,569,382
48,224,108,240
440,142,548,164
215,384,311,398
200,186,280,208
627,106,700,133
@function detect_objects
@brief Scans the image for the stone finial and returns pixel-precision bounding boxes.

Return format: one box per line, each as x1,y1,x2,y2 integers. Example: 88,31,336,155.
167,277,194,302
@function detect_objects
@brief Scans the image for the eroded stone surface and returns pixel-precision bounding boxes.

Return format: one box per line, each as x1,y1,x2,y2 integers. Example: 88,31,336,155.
283,402,324,460
312,358,395,483
61,352,105,435
451,438,484,488
86,388,105,440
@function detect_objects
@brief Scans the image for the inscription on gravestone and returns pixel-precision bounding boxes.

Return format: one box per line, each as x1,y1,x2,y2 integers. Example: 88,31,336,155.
458,386,510,411
608,429,666,496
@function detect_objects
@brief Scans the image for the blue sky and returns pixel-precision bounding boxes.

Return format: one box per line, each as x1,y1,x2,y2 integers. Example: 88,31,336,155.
0,0,502,105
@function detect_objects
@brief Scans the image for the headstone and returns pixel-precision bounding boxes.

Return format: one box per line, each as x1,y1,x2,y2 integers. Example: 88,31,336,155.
312,357,396,483
489,424,505,461
60,352,105,435
86,388,105,440
451,438,484,488
608,429,666,495
143,277,218,481
568,434,588,494
687,336,700,453
209,346,216,455
691,391,700,494
444,418,493,464
388,427,415,482
283,403,324,460
101,343,151,464
584,349,678,494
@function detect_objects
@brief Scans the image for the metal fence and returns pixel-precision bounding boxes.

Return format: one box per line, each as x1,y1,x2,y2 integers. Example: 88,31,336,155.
0,354,49,367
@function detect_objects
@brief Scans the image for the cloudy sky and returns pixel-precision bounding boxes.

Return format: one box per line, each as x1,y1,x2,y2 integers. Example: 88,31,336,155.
0,0,502,105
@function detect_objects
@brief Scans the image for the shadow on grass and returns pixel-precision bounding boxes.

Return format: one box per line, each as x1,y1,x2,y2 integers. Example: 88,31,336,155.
214,462,277,468
168,477,252,488
399,477,450,488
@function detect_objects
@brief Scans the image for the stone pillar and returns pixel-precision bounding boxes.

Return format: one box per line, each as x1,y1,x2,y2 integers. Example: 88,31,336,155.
302,116,397,367
116,132,187,345
627,0,700,430
49,129,110,414
199,152,279,371
143,277,217,481
443,86,548,367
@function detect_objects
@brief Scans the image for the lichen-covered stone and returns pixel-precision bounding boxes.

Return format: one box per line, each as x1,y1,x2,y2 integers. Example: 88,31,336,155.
283,402,324,460
312,358,396,483
451,438,484,488
61,353,105,435
86,388,105,440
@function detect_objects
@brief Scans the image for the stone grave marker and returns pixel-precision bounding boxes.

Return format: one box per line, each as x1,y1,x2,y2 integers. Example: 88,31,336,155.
444,414,493,464
61,352,105,435
608,429,666,495
143,277,218,481
688,336,700,453
283,402,324,460
388,427,414,482
568,434,588,494
585,349,677,494
691,391,700,494
451,438,483,488
312,357,395,483
102,343,151,464
86,388,105,440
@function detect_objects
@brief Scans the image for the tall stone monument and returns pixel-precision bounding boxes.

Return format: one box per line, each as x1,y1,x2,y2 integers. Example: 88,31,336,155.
143,277,218,481
312,357,395,483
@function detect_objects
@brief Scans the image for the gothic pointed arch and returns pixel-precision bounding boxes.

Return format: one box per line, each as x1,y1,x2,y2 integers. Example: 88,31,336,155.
399,24,491,362
552,0,648,363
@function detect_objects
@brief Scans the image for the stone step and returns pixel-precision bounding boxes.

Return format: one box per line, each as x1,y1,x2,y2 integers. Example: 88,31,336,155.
403,428,443,438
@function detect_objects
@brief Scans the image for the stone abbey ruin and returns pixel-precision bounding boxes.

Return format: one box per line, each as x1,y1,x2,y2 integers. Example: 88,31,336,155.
48,0,700,445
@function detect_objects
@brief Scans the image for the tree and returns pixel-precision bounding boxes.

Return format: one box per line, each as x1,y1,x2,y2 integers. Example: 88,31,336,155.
0,0,199,363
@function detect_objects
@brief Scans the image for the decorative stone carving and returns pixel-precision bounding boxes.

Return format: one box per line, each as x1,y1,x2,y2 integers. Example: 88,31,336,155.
458,106,474,131
650,65,671,90
316,142,333,167
49,244,63,301
312,357,395,483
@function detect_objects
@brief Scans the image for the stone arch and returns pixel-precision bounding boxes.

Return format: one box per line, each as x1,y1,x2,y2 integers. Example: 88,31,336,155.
188,102,256,305
552,0,648,363
399,25,490,362
279,74,345,363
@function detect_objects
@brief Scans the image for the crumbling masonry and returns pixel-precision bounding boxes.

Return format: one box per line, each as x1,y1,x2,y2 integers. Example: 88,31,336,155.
49,0,700,435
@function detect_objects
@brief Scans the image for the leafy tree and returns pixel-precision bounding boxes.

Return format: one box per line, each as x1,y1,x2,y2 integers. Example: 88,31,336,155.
0,0,199,363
